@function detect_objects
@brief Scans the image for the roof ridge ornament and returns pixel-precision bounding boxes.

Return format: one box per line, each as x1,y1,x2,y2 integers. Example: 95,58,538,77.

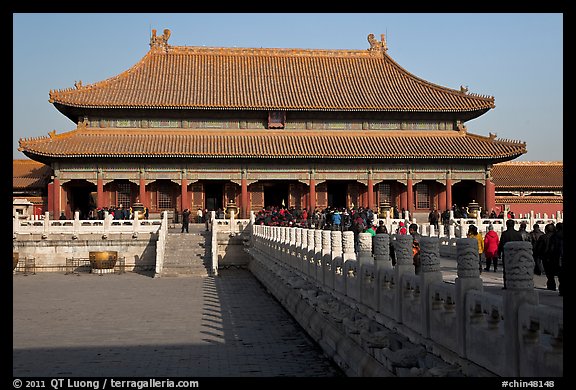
77,118,89,129
150,28,171,50
456,120,467,133
367,33,388,55
460,85,469,94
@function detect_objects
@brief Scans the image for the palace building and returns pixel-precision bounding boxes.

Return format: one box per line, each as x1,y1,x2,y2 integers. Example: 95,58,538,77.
18,30,528,221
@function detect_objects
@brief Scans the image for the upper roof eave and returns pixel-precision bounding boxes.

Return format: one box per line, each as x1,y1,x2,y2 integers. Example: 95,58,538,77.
48,36,495,113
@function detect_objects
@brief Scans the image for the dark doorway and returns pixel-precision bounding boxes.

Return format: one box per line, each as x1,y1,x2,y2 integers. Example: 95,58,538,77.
264,181,289,208
66,181,96,219
452,181,478,209
205,181,224,212
327,181,348,208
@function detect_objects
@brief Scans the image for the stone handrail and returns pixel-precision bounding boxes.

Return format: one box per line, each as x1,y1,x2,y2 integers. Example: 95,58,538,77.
248,225,563,377
14,211,163,238
374,209,562,238
154,211,169,276
210,211,218,276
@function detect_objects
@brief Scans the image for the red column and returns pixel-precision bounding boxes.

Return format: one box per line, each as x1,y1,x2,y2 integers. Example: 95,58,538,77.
438,187,447,212
406,178,413,215
139,177,146,207
181,178,188,212
446,178,453,210
367,177,374,210
47,182,54,217
485,178,495,215
97,176,104,209
241,177,248,219
53,177,61,218
309,178,316,212
400,185,407,212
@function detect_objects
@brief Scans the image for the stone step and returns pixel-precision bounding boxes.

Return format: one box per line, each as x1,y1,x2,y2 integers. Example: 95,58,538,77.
161,226,212,277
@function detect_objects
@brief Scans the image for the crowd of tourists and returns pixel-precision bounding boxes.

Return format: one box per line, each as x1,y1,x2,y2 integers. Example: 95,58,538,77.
252,204,562,294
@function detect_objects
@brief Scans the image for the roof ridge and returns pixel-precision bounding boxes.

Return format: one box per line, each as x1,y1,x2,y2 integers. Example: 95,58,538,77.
381,51,495,102
495,161,563,165
76,128,468,137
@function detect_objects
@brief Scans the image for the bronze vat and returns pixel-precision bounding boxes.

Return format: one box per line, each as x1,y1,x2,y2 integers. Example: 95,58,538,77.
89,251,118,269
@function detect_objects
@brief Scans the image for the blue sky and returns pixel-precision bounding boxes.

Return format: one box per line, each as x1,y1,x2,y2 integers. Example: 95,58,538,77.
13,13,563,161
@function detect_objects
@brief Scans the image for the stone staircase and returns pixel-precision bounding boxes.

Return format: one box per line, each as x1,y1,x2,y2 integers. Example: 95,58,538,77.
161,224,211,277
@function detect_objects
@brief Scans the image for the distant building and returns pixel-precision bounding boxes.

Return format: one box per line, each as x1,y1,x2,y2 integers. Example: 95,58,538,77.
18,30,528,220
12,159,52,217
491,161,563,217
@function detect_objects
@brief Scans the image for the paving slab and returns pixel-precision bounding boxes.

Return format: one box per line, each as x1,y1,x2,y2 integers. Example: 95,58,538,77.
13,269,344,377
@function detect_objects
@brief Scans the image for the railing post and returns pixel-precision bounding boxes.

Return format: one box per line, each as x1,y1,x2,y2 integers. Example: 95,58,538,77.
289,227,297,268
419,237,443,338
295,227,303,270
307,229,315,277
211,211,218,276
321,229,331,287
503,241,539,376
73,210,80,238
455,237,483,357
44,211,51,235
300,227,308,273
393,234,414,322
373,233,392,271
328,230,342,291
133,211,140,237
357,232,373,267
313,230,323,284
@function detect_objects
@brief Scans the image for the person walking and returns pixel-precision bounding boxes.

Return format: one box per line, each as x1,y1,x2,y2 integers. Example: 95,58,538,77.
332,210,342,231
376,220,388,234
518,222,530,242
428,207,440,232
396,221,407,235
536,223,559,291
483,224,500,272
181,208,191,233
550,222,563,296
498,219,523,289
529,223,545,275
408,223,422,275
467,225,484,273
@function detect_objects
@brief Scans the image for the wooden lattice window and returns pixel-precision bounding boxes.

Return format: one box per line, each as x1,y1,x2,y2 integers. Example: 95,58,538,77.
116,182,132,208
157,183,173,209
415,183,430,209
378,183,391,205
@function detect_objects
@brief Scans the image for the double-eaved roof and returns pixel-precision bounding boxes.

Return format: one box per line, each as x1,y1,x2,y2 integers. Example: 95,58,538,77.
19,31,526,161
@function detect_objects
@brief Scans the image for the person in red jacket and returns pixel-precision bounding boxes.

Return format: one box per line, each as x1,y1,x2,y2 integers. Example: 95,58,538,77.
483,224,500,272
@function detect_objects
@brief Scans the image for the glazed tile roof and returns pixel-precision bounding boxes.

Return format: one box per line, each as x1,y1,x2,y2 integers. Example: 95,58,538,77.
495,196,563,204
492,161,563,189
13,159,52,189
19,127,525,160
48,36,495,114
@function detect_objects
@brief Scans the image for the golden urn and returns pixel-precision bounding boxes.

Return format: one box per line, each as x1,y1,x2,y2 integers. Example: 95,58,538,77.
89,251,118,270
225,200,239,219
466,200,481,219
131,202,146,220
